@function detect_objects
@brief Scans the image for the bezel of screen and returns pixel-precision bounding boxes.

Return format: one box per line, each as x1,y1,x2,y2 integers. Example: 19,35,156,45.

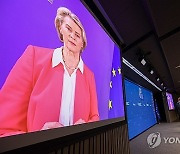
165,92,175,110
0,0,125,141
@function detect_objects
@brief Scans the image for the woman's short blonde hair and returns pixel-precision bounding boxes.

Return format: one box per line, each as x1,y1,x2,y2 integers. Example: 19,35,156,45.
55,7,87,50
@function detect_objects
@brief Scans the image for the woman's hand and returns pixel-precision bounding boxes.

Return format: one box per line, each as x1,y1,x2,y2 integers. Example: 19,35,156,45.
74,119,85,125
41,122,64,130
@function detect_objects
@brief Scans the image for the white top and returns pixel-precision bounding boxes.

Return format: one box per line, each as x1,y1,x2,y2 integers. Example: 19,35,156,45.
52,47,84,126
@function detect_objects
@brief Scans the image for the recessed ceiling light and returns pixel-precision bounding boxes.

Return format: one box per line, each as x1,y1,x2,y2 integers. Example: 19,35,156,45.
175,65,180,69
156,77,160,81
141,59,146,65
150,70,154,74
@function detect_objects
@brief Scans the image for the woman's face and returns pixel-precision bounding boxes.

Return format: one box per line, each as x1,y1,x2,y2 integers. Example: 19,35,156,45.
60,16,83,54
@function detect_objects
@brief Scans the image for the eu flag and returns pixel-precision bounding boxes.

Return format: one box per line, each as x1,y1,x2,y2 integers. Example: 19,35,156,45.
108,45,124,118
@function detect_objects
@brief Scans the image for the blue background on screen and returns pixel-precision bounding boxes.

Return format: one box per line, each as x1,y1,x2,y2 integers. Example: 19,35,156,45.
124,79,157,139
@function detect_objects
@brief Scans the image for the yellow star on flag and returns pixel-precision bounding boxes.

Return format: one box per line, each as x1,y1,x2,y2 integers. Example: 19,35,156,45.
112,68,116,77
108,100,113,110
110,81,112,88
118,67,121,74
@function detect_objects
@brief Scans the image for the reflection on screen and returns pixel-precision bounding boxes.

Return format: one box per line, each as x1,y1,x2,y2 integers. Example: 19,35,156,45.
0,0,124,137
124,79,157,139
165,92,175,110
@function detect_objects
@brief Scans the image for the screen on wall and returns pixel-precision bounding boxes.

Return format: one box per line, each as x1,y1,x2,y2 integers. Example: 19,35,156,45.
124,79,157,139
165,92,175,110
0,0,124,137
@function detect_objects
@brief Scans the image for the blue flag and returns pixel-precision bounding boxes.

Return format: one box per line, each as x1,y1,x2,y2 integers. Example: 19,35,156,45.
108,45,124,118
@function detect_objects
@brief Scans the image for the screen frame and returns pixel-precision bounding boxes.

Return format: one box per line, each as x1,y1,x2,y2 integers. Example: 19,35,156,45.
165,92,175,111
0,0,126,141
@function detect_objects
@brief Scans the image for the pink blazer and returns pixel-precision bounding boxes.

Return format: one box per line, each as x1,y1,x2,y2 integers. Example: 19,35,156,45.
0,45,99,137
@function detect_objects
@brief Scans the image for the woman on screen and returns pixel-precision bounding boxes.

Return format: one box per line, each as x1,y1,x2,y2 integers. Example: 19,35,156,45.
0,7,99,137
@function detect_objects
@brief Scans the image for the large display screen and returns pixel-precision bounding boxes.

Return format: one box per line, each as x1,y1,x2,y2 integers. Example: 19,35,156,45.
124,79,157,139
165,92,175,110
0,0,124,137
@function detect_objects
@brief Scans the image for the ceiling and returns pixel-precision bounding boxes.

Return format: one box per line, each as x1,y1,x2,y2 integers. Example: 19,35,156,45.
96,0,180,95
